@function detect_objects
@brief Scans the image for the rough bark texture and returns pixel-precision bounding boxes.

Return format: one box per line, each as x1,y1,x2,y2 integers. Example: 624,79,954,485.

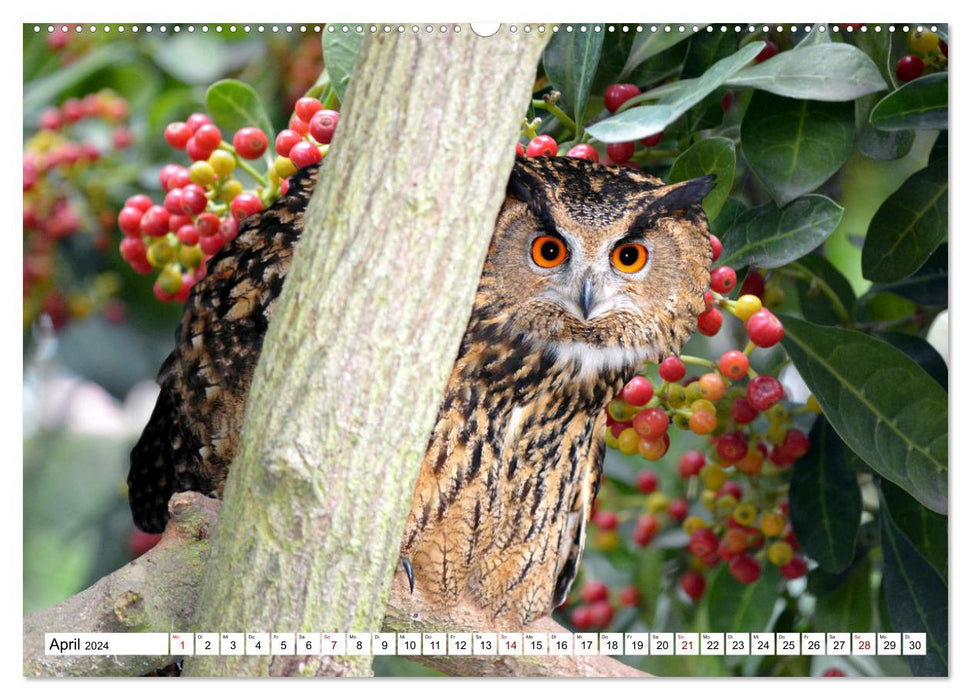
184,26,550,676
24,494,645,677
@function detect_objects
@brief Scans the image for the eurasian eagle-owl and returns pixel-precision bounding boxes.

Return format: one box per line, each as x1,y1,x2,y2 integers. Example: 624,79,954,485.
128,156,714,624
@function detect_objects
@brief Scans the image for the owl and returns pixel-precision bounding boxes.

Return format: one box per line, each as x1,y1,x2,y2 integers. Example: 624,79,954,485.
128,156,714,625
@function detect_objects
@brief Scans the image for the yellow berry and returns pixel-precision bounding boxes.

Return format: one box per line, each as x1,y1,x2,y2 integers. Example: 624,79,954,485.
683,515,707,534
908,29,939,54
156,264,183,294
767,422,787,445
672,413,691,431
208,149,236,177
147,239,175,267
760,512,786,537
618,427,640,455
734,294,762,321
717,494,738,510
806,395,823,414
177,244,204,270
594,529,621,552
219,179,244,202
768,540,794,566
646,492,669,513
685,381,703,402
700,464,727,491
605,431,620,449
701,490,717,510
608,398,635,422
275,155,297,179
733,502,758,526
189,160,216,187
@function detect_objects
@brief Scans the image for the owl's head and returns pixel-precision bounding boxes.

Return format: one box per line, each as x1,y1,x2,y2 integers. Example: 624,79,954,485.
481,157,715,377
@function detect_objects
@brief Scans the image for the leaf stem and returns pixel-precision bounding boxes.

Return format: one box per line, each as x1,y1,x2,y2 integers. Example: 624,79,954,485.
219,140,268,188
532,99,577,135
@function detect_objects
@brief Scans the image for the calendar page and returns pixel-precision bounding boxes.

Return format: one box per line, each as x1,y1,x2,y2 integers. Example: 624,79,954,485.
21,15,948,680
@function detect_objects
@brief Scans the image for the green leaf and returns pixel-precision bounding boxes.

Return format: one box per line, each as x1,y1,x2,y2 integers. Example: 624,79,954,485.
812,555,873,633
588,42,762,143
23,43,133,117
205,80,275,146
543,25,605,130
682,31,738,79
789,420,862,573
709,197,747,240
794,254,857,326
857,92,915,161
872,243,947,307
323,27,363,103
706,564,780,632
779,315,948,514
862,158,948,283
719,195,844,270
150,34,265,86
869,72,948,131
853,25,896,88
881,480,947,579
667,137,736,220
619,26,695,80
797,24,831,47
874,331,948,390
740,92,855,205
879,490,948,676
726,43,886,101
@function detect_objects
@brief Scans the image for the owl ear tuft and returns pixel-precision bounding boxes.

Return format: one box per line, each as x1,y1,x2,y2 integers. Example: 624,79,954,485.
651,175,716,215
507,158,546,205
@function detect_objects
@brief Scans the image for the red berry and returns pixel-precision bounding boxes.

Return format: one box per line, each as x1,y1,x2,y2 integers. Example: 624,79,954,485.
606,141,635,163
158,164,186,191
689,528,719,559
581,580,609,604
186,136,214,162
632,407,669,440
186,112,212,133
638,433,669,461
729,553,761,584
280,179,291,196
822,668,845,677
747,375,785,411
667,498,688,522
659,355,686,383
716,432,748,464
678,450,705,479
746,309,785,347
294,96,323,122
703,290,714,310
720,91,733,113
119,236,147,262
632,514,659,546
179,184,208,216
195,212,221,239
604,83,641,113
275,129,303,157
125,194,153,213
940,40,948,58
164,122,193,150
62,98,84,123
739,270,765,299
621,375,654,407
39,107,62,131
177,224,200,246
640,132,663,148
635,470,658,494
710,266,737,294
199,234,223,256
697,307,723,336
118,206,145,237
163,188,184,215
680,571,706,601
219,217,239,244
566,144,599,162
233,127,268,160
780,429,811,460
709,234,722,261
289,141,322,169
289,115,310,136
719,350,749,380
139,205,171,238
112,129,133,149
526,135,557,157
571,606,594,629
730,397,759,424
128,530,163,557
589,600,614,628
230,193,262,223
309,109,339,145
516,142,525,157
193,124,222,151
756,40,779,63
592,510,619,531
618,585,640,607
780,555,807,580
896,54,925,83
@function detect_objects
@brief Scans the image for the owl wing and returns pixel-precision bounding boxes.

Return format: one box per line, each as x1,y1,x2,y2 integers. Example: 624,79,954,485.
127,165,321,533
552,413,606,607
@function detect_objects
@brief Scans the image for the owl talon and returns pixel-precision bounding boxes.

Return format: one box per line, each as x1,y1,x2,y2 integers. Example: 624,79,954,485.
401,557,415,594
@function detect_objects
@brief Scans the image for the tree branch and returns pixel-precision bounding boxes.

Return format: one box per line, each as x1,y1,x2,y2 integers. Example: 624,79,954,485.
23,493,644,677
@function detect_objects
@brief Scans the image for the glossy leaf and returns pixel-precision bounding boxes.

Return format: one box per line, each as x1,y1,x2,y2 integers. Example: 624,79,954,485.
543,25,605,130
667,137,736,220
709,197,747,240
881,480,947,579
879,492,948,676
779,315,948,514
706,564,780,632
794,254,857,326
813,555,873,633
789,420,862,573
869,72,948,131
862,159,948,283
588,42,762,143
857,92,915,161
323,27,363,103
872,244,947,307
205,79,274,144
874,331,948,390
719,195,843,270
741,92,855,205
682,31,737,79
619,26,695,80
726,43,886,101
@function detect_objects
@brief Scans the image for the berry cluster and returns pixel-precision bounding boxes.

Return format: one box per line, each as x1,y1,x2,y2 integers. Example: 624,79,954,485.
561,234,817,628
896,28,948,83
23,90,132,329
117,98,339,302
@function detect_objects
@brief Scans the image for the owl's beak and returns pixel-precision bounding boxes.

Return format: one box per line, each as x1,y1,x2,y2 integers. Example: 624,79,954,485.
579,278,596,320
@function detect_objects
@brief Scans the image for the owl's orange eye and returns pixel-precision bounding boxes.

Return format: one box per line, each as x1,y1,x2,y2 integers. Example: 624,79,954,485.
531,236,568,269
611,243,648,273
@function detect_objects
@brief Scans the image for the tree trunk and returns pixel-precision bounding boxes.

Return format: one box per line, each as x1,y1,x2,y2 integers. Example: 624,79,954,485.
185,26,549,677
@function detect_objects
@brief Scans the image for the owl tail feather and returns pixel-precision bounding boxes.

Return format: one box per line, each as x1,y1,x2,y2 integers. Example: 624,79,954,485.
128,388,183,534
